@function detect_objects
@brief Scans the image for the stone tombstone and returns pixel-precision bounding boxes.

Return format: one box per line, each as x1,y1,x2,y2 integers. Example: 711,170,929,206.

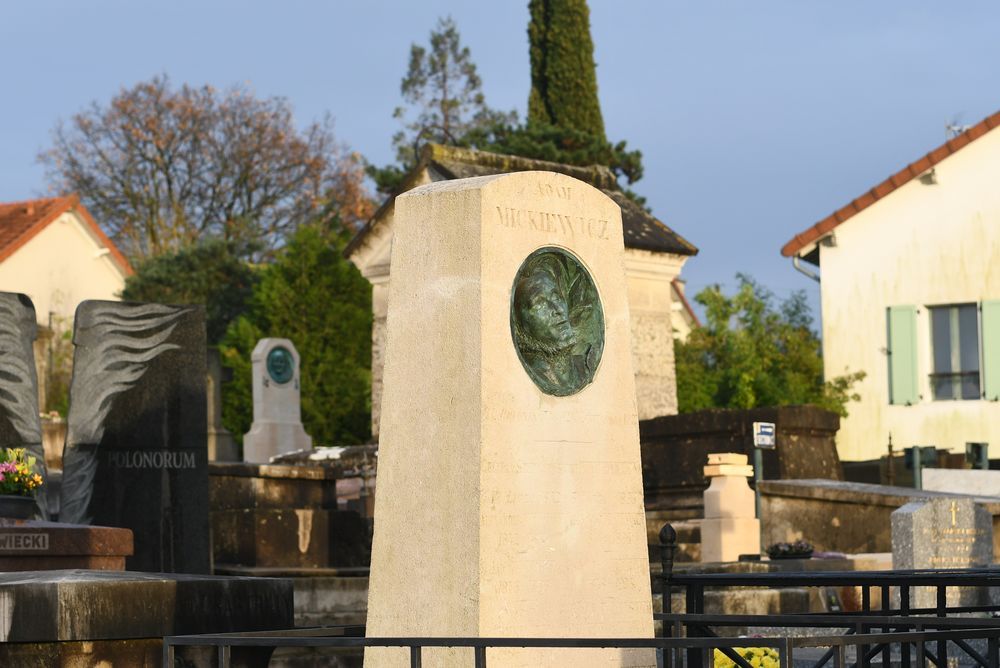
0,292,47,518
365,172,654,667
59,300,209,573
206,349,238,461
242,338,312,463
892,497,993,607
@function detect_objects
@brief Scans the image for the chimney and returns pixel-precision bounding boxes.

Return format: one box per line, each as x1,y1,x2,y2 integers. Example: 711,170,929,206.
24,204,34,216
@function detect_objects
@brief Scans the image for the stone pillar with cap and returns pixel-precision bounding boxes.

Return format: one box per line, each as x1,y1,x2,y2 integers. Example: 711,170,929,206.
242,338,313,463
700,453,761,562
364,171,654,667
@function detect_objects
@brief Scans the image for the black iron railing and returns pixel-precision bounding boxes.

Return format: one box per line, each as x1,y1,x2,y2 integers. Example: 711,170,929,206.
657,523,1000,668
163,625,1000,668
163,525,1000,666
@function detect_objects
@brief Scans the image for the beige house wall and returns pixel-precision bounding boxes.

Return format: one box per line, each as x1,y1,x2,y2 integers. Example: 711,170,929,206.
0,210,127,412
0,211,126,323
817,128,1000,461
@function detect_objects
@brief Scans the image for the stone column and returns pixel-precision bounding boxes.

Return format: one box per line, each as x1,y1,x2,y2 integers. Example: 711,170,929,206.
700,453,761,563
623,249,685,420
365,172,654,667
365,271,390,440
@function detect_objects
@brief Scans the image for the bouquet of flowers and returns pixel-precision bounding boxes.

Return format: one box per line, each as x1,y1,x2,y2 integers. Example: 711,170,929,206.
714,647,780,668
766,539,814,559
0,449,43,496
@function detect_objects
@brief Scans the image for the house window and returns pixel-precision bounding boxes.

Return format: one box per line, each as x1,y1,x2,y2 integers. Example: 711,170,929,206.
929,303,980,401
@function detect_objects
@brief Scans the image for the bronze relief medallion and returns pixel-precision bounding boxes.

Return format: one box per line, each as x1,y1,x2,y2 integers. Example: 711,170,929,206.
266,346,295,384
510,247,605,396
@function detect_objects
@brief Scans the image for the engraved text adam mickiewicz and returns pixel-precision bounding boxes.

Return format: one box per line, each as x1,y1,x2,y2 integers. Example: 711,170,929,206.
496,206,610,241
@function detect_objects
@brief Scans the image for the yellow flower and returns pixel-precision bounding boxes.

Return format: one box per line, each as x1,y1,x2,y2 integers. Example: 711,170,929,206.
714,647,780,668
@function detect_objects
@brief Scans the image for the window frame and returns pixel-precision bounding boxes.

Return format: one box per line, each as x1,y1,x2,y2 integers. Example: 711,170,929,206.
925,301,982,402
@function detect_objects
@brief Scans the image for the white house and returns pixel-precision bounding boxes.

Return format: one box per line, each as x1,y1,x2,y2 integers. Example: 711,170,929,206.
0,194,132,410
346,144,698,437
782,112,1000,462
0,194,131,322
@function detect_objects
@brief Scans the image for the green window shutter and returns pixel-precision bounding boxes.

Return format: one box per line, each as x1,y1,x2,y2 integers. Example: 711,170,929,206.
888,305,919,405
982,300,1000,401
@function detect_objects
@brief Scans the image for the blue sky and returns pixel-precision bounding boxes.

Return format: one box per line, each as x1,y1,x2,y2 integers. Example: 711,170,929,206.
3,1,1000,323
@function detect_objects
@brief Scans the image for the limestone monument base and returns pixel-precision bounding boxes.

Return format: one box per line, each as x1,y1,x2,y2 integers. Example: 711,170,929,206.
365,172,654,667
700,453,761,563
243,338,313,463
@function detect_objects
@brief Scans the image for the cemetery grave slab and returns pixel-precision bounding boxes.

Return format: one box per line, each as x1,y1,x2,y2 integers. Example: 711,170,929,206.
892,497,993,607
0,569,292,666
760,479,1000,557
213,507,370,569
211,461,370,569
210,461,339,510
0,519,132,571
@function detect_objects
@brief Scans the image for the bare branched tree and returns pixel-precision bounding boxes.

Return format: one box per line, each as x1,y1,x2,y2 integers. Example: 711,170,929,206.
40,75,374,261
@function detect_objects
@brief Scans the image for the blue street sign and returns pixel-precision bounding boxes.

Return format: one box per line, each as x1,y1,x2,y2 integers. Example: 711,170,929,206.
752,421,776,449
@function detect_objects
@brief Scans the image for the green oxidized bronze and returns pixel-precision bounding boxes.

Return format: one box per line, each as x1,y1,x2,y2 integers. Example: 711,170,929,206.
266,346,294,384
510,247,604,396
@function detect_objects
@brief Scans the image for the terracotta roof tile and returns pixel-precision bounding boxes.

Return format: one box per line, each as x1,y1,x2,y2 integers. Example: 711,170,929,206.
0,195,132,274
782,110,1000,258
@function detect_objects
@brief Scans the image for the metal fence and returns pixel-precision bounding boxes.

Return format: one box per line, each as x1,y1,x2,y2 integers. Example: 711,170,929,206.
162,526,1000,667
657,524,1000,668
163,624,1000,668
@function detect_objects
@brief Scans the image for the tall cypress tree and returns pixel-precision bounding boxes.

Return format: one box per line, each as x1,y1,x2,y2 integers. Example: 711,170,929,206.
527,0,606,140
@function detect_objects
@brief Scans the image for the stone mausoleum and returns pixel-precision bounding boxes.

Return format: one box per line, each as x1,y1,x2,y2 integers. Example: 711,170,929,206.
347,145,698,437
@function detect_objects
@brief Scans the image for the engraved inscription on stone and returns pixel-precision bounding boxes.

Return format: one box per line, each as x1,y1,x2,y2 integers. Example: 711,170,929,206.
921,500,990,566
106,450,198,469
496,206,610,240
510,247,604,396
0,532,49,551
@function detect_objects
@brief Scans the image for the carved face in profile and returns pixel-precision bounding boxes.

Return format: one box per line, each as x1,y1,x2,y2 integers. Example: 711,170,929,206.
510,248,604,396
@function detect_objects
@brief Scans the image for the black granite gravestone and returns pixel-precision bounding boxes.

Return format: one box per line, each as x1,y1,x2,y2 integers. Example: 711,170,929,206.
0,292,47,518
60,300,209,573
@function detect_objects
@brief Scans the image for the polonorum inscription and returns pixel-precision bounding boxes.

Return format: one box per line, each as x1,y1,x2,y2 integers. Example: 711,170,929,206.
106,450,198,469
510,247,604,396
